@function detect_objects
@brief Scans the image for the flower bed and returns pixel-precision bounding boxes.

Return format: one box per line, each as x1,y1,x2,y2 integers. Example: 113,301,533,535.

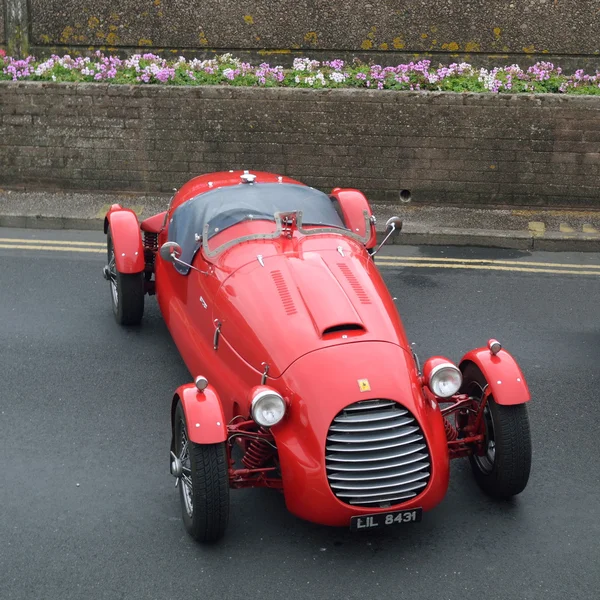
1,50,600,95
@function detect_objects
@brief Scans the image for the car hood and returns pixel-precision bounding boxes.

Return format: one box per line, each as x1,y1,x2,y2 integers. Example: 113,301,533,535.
213,246,410,377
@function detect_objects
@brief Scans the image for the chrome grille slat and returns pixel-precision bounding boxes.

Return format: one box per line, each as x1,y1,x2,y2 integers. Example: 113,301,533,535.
325,399,431,508
326,425,421,444
334,409,409,423
329,416,414,433
349,492,417,505
328,461,429,482
326,442,426,462
336,480,428,498
326,452,428,472
330,470,430,491
342,400,396,411
326,435,426,454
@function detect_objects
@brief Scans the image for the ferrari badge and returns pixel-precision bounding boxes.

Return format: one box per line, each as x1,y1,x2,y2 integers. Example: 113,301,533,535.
358,379,371,392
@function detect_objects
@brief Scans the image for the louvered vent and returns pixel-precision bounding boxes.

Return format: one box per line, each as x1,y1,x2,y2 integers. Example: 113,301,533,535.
326,399,431,507
337,263,371,304
271,270,297,315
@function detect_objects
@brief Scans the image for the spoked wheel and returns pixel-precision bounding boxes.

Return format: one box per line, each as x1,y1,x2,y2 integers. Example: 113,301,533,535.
462,363,532,499
173,401,230,542
105,227,144,326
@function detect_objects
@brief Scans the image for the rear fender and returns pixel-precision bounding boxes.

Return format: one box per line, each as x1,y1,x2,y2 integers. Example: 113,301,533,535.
459,347,530,405
171,383,228,448
104,205,145,274
330,188,377,249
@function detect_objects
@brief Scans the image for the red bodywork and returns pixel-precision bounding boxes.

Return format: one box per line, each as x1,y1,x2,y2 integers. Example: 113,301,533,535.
107,170,529,527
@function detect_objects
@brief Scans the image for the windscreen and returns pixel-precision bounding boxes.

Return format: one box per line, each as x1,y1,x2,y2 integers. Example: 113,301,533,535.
168,183,347,270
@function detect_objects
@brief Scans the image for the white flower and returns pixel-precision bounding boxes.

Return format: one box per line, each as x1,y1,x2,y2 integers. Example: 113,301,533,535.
329,71,347,83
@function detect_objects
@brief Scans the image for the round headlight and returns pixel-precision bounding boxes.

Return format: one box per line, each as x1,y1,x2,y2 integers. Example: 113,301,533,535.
251,390,286,427
429,363,462,398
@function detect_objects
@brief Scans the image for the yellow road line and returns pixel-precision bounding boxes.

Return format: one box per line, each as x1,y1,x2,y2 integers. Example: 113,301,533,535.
376,255,600,270
0,244,104,253
0,237,105,247
378,261,600,276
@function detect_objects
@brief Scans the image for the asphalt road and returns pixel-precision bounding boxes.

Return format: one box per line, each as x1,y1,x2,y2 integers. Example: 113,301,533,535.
1,228,599,600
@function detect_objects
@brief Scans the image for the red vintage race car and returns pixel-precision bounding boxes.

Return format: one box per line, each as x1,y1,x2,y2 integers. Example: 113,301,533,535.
103,170,532,542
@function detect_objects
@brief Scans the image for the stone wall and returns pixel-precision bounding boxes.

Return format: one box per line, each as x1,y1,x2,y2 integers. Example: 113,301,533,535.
0,0,5,45
2,1,599,68
0,82,599,208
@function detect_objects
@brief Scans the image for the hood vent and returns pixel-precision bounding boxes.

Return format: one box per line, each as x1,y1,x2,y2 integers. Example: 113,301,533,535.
271,270,298,315
322,323,365,336
338,263,371,305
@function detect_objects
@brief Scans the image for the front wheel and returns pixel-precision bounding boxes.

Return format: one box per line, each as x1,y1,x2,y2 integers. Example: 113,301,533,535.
106,228,144,326
174,402,230,542
463,364,532,499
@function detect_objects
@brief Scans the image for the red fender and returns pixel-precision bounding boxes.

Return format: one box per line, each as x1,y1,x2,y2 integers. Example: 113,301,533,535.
172,383,228,445
330,188,377,249
104,205,145,274
459,347,530,405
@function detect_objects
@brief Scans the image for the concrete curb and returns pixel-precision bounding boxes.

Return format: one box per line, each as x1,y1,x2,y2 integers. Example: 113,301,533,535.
2,189,600,252
2,212,600,252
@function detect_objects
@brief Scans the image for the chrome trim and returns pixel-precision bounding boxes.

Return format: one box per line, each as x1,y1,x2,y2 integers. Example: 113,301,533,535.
260,362,270,385
342,399,396,411
329,416,414,433
330,471,429,491
349,492,417,505
488,339,502,355
328,461,429,481
429,362,462,398
251,389,285,427
335,480,428,498
326,425,420,444
213,320,221,350
326,452,428,471
333,409,409,423
202,210,371,259
194,375,209,391
325,399,431,507
326,442,426,462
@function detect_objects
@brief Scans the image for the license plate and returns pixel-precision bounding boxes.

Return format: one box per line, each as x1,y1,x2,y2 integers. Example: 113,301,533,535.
350,508,422,531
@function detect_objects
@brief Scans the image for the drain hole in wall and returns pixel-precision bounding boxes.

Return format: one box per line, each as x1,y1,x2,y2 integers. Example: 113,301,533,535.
399,189,412,203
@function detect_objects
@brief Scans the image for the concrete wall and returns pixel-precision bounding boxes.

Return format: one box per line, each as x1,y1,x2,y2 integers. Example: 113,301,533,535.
0,82,599,208
6,1,597,68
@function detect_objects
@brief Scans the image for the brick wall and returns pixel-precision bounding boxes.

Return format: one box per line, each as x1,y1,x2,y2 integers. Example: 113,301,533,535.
0,81,599,208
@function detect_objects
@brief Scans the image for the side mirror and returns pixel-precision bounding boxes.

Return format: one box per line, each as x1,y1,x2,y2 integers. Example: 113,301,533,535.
159,241,209,276
385,216,403,235
370,216,403,257
160,241,182,262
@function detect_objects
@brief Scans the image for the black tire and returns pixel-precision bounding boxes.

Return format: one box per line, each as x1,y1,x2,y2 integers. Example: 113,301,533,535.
462,363,532,499
174,401,230,542
106,228,144,326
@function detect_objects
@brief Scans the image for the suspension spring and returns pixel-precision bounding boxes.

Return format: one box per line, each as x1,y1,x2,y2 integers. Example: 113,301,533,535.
242,436,275,469
444,418,458,441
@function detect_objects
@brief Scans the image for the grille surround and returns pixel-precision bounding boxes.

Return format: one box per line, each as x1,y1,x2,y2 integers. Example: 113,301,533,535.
325,399,431,507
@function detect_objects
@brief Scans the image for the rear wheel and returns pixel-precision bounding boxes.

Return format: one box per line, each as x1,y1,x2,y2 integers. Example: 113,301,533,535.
174,401,230,542
106,228,144,326
462,363,532,498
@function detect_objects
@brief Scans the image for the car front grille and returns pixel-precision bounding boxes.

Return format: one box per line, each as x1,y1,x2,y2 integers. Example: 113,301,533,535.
325,399,431,507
